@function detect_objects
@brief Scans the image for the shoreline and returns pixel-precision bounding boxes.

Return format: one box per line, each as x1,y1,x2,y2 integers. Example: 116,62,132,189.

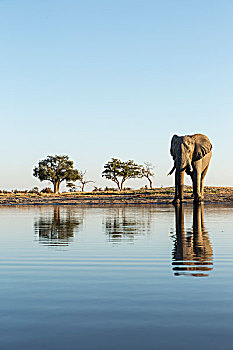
0,186,233,206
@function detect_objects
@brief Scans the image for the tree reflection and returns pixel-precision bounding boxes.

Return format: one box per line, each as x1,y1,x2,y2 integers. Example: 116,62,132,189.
104,207,152,243
34,207,83,246
171,204,213,277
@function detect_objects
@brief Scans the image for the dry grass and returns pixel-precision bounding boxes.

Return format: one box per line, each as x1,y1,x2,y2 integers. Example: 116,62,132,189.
0,186,233,205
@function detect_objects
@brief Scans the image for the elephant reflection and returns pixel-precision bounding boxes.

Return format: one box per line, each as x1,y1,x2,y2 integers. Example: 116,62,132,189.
171,204,213,277
34,207,83,246
104,207,152,242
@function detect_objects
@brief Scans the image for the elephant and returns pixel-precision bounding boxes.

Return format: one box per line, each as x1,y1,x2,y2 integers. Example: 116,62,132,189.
168,133,212,204
171,203,213,277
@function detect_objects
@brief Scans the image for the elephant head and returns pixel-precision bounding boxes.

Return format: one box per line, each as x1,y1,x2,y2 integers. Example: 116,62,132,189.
169,133,212,201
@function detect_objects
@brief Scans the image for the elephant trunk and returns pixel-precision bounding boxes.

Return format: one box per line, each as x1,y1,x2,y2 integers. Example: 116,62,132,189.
173,151,192,202
176,156,188,172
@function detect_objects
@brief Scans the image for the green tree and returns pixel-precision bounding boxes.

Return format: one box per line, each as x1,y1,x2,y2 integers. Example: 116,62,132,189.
33,155,80,194
102,158,142,190
141,162,155,189
66,182,77,192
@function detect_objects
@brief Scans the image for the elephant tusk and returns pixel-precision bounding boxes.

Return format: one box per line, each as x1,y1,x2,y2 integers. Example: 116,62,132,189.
167,165,175,176
185,163,193,176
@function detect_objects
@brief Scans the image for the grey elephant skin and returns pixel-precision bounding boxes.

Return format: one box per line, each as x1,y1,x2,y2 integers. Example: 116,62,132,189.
169,134,212,204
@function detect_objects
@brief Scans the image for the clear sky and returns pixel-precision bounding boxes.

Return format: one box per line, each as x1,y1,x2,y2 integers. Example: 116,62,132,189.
0,0,233,190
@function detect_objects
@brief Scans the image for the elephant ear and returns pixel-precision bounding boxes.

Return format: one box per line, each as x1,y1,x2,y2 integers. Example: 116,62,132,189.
170,135,179,160
193,134,212,161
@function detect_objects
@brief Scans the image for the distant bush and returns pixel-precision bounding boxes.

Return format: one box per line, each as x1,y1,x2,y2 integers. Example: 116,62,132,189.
93,187,103,192
104,187,117,191
10,189,29,194
29,187,39,194
40,187,53,194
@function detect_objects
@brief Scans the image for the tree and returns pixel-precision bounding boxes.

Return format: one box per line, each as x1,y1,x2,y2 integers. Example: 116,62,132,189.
78,170,94,192
34,207,83,245
33,155,80,194
66,182,77,192
141,162,155,189
102,158,142,190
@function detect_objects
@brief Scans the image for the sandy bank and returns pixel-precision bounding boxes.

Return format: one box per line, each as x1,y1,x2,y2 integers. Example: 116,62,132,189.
0,187,233,206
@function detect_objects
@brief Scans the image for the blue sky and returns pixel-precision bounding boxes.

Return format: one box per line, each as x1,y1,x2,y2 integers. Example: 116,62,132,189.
0,0,233,190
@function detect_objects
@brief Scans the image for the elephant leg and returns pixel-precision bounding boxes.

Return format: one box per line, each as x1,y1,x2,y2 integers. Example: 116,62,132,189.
200,164,209,198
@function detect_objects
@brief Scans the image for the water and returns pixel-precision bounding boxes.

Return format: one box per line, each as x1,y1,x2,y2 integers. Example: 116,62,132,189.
0,204,233,350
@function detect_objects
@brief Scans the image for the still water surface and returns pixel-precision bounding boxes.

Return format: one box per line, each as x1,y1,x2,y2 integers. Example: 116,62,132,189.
0,205,233,349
